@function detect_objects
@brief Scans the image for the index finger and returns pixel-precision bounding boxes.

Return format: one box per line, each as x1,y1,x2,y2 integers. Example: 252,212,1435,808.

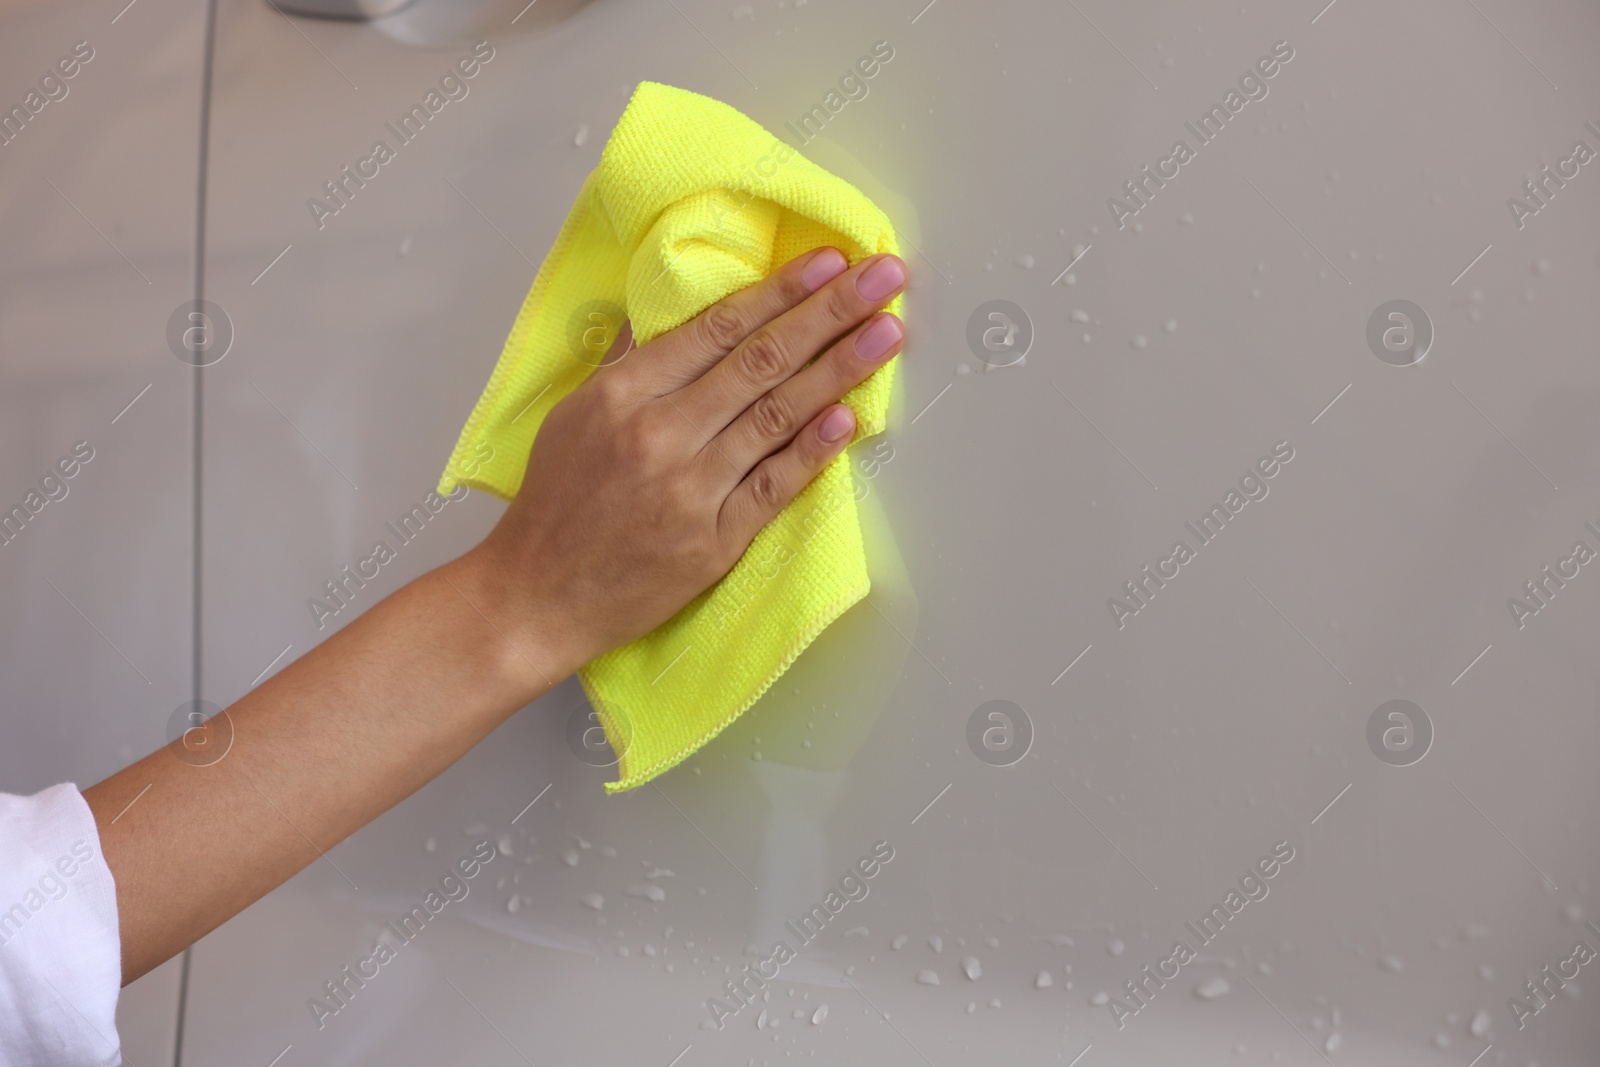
622,247,850,393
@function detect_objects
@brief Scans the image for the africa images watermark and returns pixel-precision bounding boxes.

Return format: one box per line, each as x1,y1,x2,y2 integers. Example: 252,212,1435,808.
1506,519,1600,631
0,441,95,549
306,476,479,631
1505,118,1600,230
780,40,895,148
0,840,97,950
1107,39,1296,230
307,838,497,1030
1107,441,1296,629
1507,919,1600,1031
702,840,896,1030
0,40,95,149
306,41,496,230
1105,840,1297,1029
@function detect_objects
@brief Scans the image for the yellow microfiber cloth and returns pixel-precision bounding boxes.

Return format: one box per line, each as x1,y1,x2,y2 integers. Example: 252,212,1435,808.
439,81,900,793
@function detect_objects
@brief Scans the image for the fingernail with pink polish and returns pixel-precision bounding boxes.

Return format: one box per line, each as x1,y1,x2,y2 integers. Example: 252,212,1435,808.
819,406,855,443
856,256,906,301
801,248,849,291
855,314,903,361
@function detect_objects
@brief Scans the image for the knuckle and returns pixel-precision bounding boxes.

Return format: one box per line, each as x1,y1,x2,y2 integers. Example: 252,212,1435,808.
698,301,747,353
818,279,862,329
747,466,788,511
749,392,793,440
736,330,790,388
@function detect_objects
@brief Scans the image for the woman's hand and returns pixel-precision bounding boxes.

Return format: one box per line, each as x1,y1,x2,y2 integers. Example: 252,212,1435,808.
86,246,906,984
465,246,908,689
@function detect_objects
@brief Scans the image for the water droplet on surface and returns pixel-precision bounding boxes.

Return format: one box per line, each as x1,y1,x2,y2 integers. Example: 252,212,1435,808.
1380,954,1403,973
1072,309,1090,323
563,849,580,867
916,969,940,986
1107,938,1125,956
961,957,981,980
1090,992,1109,1006
1162,319,1178,333
892,935,908,950
928,935,943,954
1035,970,1053,989
1325,1032,1341,1053
574,124,589,147
424,837,436,852
627,883,667,902
582,892,604,911
1131,335,1148,349
1014,254,1035,269
844,926,869,938
811,1004,829,1025
1195,976,1230,1000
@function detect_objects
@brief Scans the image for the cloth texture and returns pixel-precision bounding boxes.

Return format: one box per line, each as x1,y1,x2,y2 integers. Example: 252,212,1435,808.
0,783,123,1066
440,81,899,792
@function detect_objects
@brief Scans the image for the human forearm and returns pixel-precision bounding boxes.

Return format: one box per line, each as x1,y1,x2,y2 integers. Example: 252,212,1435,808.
80,244,907,986
83,549,565,984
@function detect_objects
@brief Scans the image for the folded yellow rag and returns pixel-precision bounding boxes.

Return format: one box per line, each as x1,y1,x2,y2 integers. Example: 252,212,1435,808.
439,81,900,793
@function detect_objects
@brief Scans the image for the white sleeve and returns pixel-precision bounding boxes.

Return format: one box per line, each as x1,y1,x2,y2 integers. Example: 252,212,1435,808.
0,783,123,1067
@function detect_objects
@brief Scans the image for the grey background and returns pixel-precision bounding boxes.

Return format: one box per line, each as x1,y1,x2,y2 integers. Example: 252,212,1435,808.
2,0,1598,1063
